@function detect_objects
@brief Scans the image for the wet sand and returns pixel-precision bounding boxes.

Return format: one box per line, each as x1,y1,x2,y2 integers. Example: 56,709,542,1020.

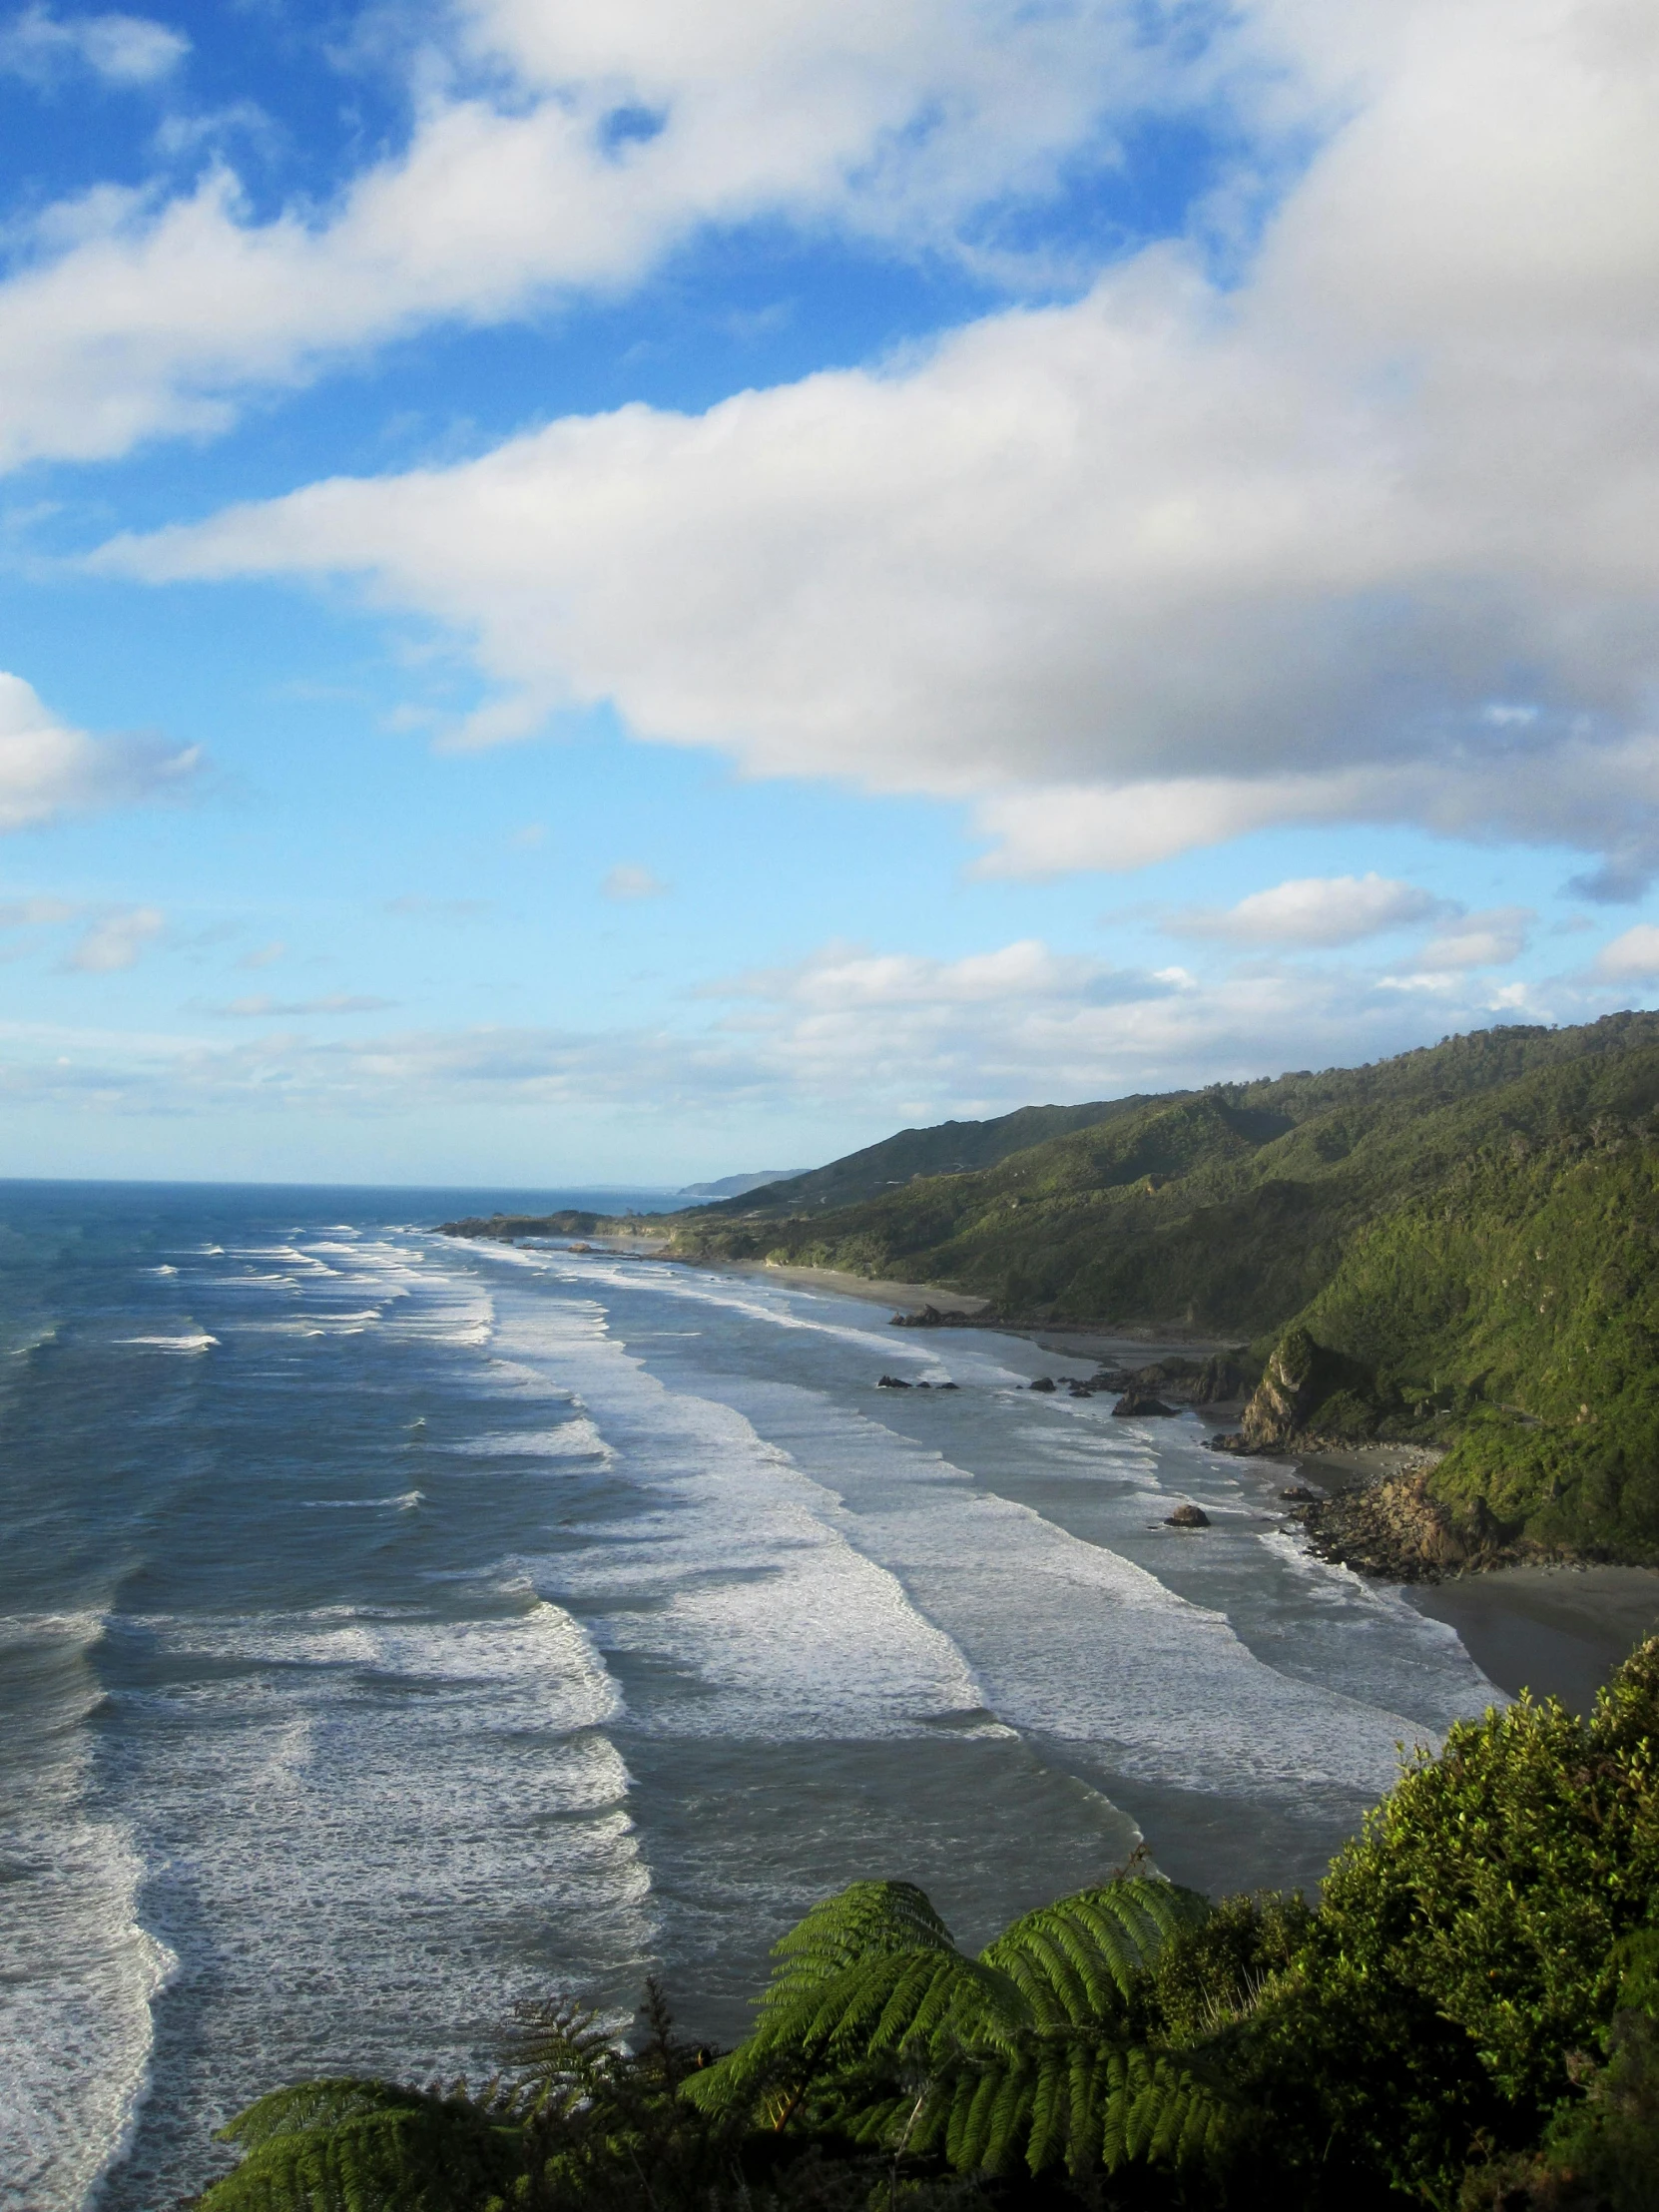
1409,1566,1659,1714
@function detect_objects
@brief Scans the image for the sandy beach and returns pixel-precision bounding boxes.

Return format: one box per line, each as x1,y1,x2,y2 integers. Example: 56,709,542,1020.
1407,1566,1659,1715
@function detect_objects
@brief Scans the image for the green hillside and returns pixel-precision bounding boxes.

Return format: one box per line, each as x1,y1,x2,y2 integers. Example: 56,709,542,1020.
660,1012,1659,1561
692,1094,1163,1221
667,1013,1659,1332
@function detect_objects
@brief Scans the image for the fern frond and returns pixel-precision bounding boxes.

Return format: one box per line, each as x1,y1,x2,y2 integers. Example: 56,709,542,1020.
217,2080,442,2151
761,1880,955,2011
983,1879,1210,2023
201,2097,520,2211
1100,2046,1233,2174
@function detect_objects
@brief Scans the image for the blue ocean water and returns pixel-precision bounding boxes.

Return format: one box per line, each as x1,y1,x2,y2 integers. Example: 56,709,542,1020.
0,1182,1504,2211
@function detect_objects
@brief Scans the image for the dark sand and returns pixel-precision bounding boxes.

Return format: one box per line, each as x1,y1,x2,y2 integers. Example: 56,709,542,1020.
1409,1566,1659,1714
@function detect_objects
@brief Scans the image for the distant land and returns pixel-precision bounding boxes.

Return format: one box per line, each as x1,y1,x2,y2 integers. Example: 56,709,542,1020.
675,1168,810,1200
442,1011,1659,1573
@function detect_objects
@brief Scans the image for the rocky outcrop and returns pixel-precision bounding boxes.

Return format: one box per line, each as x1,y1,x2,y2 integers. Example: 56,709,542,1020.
1294,1472,1534,1582
1239,1328,1326,1444
1092,1354,1252,1405
439,1210,602,1240
1233,1328,1378,1448
1165,1502,1211,1528
1112,1391,1179,1417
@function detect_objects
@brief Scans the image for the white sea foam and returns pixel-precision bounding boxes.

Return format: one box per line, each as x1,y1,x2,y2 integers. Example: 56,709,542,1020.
299,1489,425,1510
0,1616,175,2212
484,1297,990,1743
117,1332,217,1354
85,1592,646,2199
449,1419,612,1461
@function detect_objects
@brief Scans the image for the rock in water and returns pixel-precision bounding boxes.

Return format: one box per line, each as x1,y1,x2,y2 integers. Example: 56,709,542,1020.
876,1374,912,1388
1165,1502,1211,1527
1112,1390,1178,1417
1028,1377,1057,1392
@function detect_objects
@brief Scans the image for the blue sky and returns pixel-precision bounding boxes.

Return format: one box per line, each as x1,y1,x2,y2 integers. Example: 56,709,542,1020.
1,0,1656,1186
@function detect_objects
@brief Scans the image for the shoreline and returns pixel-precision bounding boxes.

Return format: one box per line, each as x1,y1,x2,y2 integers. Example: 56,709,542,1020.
1406,1566,1659,1715
483,1232,1659,1711
588,1240,1243,1362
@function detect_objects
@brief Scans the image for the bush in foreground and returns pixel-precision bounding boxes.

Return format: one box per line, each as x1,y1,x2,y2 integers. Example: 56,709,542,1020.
194,1644,1659,2212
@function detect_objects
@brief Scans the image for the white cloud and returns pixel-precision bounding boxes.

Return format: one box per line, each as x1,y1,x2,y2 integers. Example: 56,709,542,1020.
66,904,164,972
0,4,187,86
98,0,1659,888
237,939,285,969
1168,873,1446,947
0,670,199,831
0,932,1573,1126
1592,923,1659,982
0,0,1193,469
1414,906,1532,970
208,993,397,1017
603,863,668,900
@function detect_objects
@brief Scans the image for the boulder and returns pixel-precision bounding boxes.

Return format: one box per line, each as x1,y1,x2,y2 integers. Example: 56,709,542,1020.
876,1375,912,1389
1165,1502,1211,1528
1028,1377,1057,1392
1112,1391,1179,1417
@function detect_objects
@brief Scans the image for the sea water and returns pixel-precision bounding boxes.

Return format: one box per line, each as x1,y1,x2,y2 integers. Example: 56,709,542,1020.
0,1181,1503,2211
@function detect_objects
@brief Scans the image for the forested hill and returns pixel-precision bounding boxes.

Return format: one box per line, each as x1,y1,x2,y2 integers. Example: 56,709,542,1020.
693,1095,1165,1220
661,1012,1659,1560
668,1013,1659,1329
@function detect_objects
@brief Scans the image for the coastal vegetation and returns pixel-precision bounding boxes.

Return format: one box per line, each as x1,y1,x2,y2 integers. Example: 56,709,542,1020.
193,1641,1659,2210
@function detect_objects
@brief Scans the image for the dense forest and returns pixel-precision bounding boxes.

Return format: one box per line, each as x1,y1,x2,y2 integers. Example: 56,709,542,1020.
194,1642,1659,2211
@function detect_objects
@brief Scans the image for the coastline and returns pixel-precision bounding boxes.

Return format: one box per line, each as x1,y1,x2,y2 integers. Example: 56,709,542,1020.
471,1231,1659,1712
1407,1566,1659,1715
589,1240,1244,1362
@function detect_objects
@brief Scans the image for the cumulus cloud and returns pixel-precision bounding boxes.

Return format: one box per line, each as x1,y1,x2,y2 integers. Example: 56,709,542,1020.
603,863,669,900
1414,906,1533,970
65,904,164,971
0,4,187,86
0,0,1192,469
0,670,199,831
97,0,1659,888
1592,923,1659,982
1168,873,1447,947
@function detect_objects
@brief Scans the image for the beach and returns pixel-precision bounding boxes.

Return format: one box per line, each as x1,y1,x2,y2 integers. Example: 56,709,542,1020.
1408,1566,1659,1715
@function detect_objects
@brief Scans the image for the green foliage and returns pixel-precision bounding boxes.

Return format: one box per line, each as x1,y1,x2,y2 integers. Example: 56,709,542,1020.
198,1643,1659,2212
686,1877,1226,2182
1462,1934,1659,2211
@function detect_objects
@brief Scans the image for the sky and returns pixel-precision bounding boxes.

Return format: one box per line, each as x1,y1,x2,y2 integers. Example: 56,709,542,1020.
1,0,1657,1187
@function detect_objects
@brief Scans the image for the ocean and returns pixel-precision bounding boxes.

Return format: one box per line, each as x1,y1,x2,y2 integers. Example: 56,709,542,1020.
0,1180,1503,2211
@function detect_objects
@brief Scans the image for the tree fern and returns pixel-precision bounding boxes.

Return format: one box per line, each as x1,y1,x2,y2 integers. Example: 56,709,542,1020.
202,2082,521,2212
684,1873,1232,2180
